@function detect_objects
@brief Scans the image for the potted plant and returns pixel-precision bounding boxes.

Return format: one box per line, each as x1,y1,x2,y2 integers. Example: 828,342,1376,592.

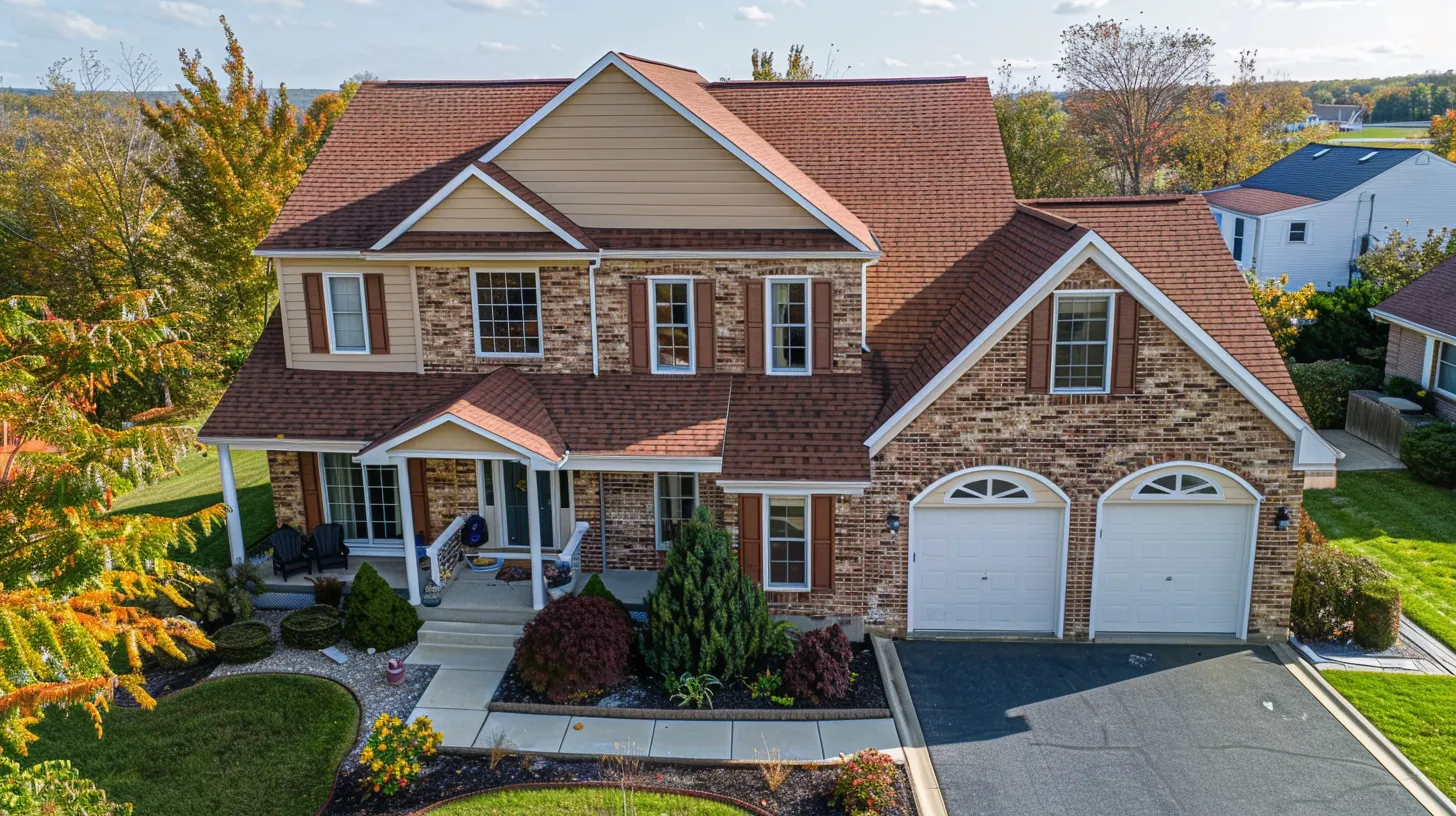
421,580,444,607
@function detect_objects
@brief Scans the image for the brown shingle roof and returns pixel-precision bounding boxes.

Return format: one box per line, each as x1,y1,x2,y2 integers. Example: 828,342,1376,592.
1374,254,1456,339
721,375,882,481
361,368,566,461
377,231,581,254
585,228,854,252
1203,187,1319,216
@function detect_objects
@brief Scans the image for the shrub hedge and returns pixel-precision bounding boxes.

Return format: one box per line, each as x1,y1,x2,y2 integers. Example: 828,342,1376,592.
212,620,276,664
1400,422,1456,488
343,562,421,650
1291,517,1400,648
1353,577,1402,651
281,605,344,650
513,595,633,703
1288,360,1383,429
783,624,853,704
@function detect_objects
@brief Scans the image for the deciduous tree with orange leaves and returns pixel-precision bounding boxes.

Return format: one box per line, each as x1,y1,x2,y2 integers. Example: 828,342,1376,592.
0,291,223,756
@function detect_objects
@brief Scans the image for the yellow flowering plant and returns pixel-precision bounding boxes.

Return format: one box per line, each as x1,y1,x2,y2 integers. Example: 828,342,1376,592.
359,713,442,796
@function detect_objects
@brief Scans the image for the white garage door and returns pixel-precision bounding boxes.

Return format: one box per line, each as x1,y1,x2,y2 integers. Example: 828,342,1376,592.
913,507,1062,632
1095,502,1253,635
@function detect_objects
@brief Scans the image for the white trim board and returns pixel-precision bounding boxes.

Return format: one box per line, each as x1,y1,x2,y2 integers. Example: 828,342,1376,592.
197,437,366,453
354,414,558,468
477,52,876,254
863,231,1340,471
1369,308,1456,348
370,163,589,252
716,480,868,496
564,455,723,473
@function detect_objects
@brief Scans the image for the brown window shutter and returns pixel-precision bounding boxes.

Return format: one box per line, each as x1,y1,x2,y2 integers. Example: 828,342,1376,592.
737,494,763,585
407,459,431,543
811,495,835,590
812,279,833,374
745,280,765,374
694,279,715,372
628,279,650,374
302,273,329,353
1026,298,1054,394
298,452,324,531
364,273,389,354
1111,291,1139,395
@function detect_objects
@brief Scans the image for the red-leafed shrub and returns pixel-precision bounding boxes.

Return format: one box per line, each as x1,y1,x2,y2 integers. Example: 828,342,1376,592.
830,748,899,816
782,623,852,703
513,595,633,703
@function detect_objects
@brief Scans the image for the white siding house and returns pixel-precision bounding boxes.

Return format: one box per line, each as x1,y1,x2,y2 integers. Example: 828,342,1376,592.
1205,146,1456,291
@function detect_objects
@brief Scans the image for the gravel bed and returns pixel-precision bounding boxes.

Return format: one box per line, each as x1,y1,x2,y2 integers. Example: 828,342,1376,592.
209,609,437,757
1295,633,1430,660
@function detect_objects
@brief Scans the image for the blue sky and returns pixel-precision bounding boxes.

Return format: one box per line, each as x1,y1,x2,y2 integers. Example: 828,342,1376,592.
2,0,1452,90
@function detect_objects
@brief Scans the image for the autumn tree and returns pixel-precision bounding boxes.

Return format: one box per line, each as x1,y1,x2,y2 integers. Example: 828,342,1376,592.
141,16,346,368
1246,271,1316,356
0,292,221,756
993,64,1110,198
751,45,817,80
1356,228,1456,291
1432,109,1456,161
1171,52,1330,191
1056,20,1215,194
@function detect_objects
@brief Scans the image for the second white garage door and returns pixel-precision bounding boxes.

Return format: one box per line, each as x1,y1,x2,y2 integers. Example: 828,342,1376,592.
1095,502,1253,635
913,507,1062,633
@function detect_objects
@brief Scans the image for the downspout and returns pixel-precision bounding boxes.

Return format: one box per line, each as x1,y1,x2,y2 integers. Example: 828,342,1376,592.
599,473,608,571
860,257,879,352
588,256,602,376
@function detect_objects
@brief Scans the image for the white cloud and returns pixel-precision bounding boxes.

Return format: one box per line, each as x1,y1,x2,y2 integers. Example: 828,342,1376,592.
735,5,774,24
1052,0,1105,13
343,0,379,6
780,0,804,5
696,20,706,29
1001,58,1039,70
157,1,214,24
0,40,16,47
883,56,908,67
48,10,114,39
445,0,540,11
6,0,46,7
477,40,518,52
248,12,284,25
1246,0,1372,7
917,0,956,12
248,0,303,7
1244,40,1417,65
929,53,974,68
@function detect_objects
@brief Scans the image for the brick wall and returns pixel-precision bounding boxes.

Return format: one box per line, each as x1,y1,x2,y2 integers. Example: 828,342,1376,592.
423,459,478,541
575,470,736,572
593,258,863,374
268,451,306,531
415,264,592,374
775,263,1303,638
1384,324,1456,421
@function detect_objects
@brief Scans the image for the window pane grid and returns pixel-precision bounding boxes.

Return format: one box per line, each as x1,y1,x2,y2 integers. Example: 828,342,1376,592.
1052,296,1111,392
328,277,367,351
322,454,403,542
770,282,807,372
1438,343,1456,394
656,473,696,548
474,270,541,355
653,282,692,370
767,497,807,588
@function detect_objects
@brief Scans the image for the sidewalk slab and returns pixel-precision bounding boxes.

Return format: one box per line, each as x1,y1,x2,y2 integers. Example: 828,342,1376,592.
731,721,824,761
559,716,654,756
818,718,902,760
409,706,487,749
649,720,732,760
405,644,514,671
415,668,503,710
475,712,570,752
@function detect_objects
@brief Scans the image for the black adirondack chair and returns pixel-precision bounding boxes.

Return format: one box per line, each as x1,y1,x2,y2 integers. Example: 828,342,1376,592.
311,523,349,572
270,526,312,580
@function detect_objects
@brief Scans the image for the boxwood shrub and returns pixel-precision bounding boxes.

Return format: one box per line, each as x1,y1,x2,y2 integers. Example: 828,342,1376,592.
212,620,276,664
1288,360,1383,429
343,562,421,650
1400,422,1456,488
1291,517,1399,648
1353,577,1402,651
281,604,344,650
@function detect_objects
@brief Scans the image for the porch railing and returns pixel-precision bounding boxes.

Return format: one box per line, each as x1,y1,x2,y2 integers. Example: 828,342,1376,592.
426,515,466,586
556,521,589,595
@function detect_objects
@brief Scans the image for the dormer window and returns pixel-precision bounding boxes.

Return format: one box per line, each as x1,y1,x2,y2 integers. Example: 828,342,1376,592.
325,273,369,354
769,279,810,375
1051,293,1113,393
651,280,694,374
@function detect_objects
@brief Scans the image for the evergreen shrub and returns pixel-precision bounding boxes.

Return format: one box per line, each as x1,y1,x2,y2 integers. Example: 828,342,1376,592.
1401,422,1456,488
343,562,421,650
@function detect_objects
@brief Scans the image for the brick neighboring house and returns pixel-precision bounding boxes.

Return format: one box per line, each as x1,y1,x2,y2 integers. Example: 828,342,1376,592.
1371,255,1456,422
200,52,1340,641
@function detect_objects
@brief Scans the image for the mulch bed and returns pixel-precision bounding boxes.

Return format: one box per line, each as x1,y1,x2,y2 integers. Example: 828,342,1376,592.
115,656,221,707
493,641,888,712
324,753,917,815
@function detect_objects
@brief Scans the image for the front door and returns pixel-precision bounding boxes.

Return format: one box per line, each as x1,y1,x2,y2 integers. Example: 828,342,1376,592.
501,461,554,549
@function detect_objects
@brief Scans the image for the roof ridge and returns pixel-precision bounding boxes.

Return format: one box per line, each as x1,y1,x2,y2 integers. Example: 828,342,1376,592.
708,76,975,87
1013,202,1080,231
615,53,701,74
1028,195,1192,206
376,78,574,87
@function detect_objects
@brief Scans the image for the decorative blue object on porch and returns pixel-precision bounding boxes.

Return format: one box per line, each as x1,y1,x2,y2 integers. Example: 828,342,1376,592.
464,514,488,546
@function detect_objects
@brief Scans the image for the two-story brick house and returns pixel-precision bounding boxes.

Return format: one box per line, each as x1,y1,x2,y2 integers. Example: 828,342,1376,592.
200,52,1339,640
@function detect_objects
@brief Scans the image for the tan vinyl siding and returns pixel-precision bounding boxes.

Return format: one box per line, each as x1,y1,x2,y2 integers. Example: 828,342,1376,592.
279,259,418,372
409,176,548,233
494,65,823,230
393,422,518,455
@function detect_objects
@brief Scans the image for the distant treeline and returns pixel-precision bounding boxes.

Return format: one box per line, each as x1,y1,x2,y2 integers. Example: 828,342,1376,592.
1303,70,1456,123
3,86,334,113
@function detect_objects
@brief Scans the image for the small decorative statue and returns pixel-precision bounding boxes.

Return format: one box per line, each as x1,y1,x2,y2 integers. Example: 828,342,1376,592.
385,658,406,686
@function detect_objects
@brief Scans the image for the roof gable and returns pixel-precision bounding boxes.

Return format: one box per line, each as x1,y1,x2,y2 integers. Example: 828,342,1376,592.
1237,143,1417,200
1371,254,1456,340
408,175,547,233
373,162,590,251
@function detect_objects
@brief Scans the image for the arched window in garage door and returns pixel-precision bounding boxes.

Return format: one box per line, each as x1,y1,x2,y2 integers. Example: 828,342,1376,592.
945,476,1035,504
1132,471,1222,499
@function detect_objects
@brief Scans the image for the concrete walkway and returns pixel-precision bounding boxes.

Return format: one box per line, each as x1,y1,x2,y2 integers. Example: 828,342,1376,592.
1318,429,1405,472
1293,616,1456,676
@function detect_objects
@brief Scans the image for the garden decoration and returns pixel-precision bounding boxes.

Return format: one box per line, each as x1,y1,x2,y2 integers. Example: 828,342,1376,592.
386,658,406,686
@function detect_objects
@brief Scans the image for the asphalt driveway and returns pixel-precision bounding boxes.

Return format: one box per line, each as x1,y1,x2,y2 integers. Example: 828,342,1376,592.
896,642,1423,816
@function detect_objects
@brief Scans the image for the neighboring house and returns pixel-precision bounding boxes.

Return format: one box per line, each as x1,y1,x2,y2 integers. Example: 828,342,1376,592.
1371,255,1456,422
1285,105,1363,132
1204,144,1456,291
200,52,1339,641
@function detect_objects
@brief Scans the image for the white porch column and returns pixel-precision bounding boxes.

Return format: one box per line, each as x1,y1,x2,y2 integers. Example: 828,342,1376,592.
393,456,422,606
217,444,245,565
525,460,545,610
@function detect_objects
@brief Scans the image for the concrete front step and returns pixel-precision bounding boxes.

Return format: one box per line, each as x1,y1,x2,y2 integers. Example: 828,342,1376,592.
417,604,537,627
417,620,522,649
405,643,515,672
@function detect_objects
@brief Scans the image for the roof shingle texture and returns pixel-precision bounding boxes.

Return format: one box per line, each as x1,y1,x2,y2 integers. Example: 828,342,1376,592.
1235,143,1415,201
1202,187,1319,216
1374,254,1456,339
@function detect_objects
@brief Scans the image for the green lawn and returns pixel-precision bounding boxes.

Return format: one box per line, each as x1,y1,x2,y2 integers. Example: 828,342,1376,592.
1330,125,1430,140
25,674,359,816
428,787,747,815
1305,470,1456,650
111,446,274,569
1324,671,1456,800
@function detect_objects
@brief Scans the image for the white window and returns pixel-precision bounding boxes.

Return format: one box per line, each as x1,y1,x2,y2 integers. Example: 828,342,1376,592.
1052,293,1113,393
1437,342,1456,397
946,476,1034,504
650,280,694,374
473,268,542,356
655,473,698,549
320,453,403,541
1288,222,1308,243
325,273,368,353
766,496,809,591
768,280,809,375
1232,217,1246,263
1133,471,1223,500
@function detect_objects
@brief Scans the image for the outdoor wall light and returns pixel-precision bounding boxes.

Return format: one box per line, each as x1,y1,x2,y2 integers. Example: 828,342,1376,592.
1274,506,1291,530
886,511,902,536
